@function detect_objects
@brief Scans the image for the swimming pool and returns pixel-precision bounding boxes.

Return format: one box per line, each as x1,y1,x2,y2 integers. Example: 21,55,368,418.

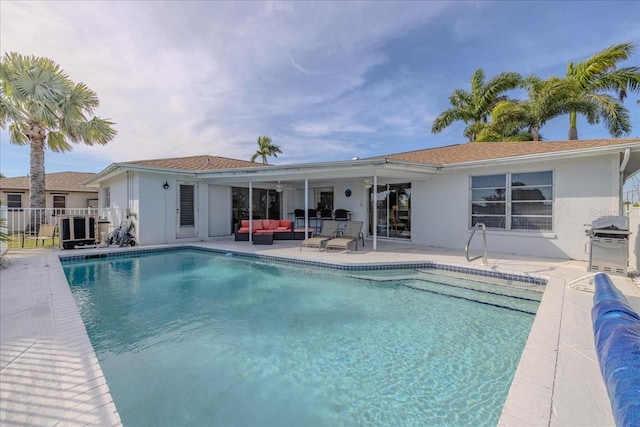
63,249,542,426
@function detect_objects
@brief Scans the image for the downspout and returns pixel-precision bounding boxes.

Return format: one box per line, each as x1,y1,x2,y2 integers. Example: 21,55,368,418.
619,148,630,214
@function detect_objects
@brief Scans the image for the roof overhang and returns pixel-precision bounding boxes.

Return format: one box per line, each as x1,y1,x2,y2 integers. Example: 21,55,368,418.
85,162,200,187
86,158,443,187
439,141,640,171
85,140,640,187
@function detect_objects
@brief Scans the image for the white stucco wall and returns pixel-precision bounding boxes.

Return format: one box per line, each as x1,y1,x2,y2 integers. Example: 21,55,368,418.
135,174,212,245
136,173,172,245
105,177,129,214
411,154,620,261
208,185,231,236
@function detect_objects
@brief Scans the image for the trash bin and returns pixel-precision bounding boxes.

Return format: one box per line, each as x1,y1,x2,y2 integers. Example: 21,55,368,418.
98,220,110,244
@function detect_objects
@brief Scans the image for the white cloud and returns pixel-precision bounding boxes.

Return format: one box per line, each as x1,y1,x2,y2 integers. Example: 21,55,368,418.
1,0,638,177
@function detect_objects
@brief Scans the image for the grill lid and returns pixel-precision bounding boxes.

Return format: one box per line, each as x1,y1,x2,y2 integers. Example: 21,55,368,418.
590,216,628,231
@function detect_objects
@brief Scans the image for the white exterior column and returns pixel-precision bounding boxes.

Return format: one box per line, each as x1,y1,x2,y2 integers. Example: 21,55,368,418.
248,181,253,242
304,179,309,238
373,175,378,251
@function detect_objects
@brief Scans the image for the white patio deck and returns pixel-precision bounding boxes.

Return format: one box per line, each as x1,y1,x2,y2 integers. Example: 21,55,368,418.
1,237,639,426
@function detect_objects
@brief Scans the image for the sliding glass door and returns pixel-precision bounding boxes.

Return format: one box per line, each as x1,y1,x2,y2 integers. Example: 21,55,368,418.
231,187,281,231
369,183,411,239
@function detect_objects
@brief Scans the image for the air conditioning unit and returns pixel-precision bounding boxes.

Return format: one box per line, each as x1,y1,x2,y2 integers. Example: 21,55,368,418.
60,215,96,249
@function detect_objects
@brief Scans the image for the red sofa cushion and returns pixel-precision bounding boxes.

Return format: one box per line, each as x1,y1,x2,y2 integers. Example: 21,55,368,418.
263,220,279,230
238,219,291,234
238,219,265,233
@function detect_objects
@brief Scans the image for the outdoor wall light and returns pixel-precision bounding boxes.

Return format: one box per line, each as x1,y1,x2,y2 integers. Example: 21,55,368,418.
364,179,373,189
275,182,284,193
163,181,170,190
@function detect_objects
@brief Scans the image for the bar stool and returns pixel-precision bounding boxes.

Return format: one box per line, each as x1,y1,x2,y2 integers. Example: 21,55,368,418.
294,209,305,228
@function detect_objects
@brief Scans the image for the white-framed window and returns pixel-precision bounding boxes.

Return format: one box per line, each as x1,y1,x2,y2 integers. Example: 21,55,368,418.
470,170,553,231
53,194,66,215
6,193,23,209
103,187,110,208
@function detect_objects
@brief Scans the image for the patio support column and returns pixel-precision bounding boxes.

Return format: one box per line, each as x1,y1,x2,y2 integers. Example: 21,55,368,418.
304,179,309,238
249,181,253,243
373,175,378,251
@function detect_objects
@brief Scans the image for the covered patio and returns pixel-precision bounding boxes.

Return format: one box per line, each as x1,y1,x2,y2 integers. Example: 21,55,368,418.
200,157,437,247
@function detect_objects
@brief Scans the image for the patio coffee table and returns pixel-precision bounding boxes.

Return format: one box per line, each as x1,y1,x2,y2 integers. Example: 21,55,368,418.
253,231,274,245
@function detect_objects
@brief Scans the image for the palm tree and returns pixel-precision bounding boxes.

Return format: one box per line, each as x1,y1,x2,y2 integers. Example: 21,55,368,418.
250,135,282,164
476,76,596,142
431,69,522,142
0,52,116,209
565,42,640,140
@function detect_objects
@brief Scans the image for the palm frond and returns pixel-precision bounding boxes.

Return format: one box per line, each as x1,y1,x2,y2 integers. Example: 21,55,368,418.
47,131,73,152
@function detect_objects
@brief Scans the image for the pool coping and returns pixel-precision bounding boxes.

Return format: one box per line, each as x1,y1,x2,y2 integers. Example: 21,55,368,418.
3,241,638,426
59,244,549,285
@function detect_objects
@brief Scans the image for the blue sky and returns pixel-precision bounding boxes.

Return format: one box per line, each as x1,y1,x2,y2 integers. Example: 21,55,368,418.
1,1,639,178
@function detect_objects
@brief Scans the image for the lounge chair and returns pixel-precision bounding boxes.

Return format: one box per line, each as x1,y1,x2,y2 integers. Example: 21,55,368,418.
27,223,57,246
300,220,339,251
324,221,364,253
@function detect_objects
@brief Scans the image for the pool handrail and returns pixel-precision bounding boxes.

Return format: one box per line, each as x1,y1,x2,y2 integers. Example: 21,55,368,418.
466,222,488,265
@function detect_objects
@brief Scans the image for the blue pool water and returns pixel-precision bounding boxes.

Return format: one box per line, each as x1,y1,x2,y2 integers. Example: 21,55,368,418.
63,250,540,426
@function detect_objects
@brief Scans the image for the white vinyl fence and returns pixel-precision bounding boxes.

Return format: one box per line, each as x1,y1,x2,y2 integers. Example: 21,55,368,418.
5,207,128,249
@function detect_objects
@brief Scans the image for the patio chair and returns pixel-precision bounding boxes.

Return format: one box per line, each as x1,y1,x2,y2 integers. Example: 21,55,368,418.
300,220,339,251
27,223,57,246
324,221,364,253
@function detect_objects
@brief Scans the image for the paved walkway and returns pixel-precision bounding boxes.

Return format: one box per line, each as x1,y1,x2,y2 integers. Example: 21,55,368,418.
1,238,639,426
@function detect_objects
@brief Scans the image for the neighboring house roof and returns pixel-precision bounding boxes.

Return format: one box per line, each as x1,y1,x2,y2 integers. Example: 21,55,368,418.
378,138,640,165
127,155,265,171
0,172,97,192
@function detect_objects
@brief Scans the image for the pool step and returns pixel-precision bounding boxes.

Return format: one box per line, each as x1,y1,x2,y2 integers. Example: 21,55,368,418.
414,270,543,301
349,270,541,315
416,268,546,293
402,279,540,315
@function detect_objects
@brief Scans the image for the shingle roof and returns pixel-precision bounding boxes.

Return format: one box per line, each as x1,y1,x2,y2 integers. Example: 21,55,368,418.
377,138,640,165
126,155,265,171
0,172,97,192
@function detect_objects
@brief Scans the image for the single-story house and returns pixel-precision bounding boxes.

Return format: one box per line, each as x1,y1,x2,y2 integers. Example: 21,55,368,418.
0,171,100,235
86,138,640,262
0,171,99,210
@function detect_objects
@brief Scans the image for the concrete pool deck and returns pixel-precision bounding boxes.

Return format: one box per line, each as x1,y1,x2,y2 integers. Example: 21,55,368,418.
1,237,639,426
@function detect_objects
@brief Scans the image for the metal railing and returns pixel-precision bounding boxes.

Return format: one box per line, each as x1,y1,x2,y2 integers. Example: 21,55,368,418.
465,222,488,264
1,207,128,249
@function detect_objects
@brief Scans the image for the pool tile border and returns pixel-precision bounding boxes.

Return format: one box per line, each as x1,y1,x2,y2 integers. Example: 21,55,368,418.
58,245,548,285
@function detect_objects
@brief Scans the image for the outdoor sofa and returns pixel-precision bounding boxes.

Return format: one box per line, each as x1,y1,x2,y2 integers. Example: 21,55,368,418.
234,219,295,241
